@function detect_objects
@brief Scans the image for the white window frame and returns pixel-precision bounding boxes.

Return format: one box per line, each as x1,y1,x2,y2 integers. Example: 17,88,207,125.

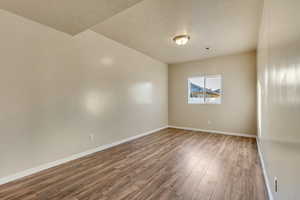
187,75,222,104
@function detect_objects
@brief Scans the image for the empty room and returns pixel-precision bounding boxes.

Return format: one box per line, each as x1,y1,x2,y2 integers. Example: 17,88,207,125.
0,0,299,199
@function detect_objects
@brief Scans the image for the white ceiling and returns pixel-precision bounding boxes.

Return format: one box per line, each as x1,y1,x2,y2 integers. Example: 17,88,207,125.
0,0,144,35
92,0,263,64
0,0,262,63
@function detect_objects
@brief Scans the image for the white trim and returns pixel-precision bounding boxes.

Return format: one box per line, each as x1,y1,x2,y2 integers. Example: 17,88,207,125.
0,126,168,185
256,139,274,200
187,75,222,105
168,125,256,138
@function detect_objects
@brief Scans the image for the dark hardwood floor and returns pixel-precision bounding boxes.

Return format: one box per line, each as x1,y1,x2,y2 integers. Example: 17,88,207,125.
0,128,268,200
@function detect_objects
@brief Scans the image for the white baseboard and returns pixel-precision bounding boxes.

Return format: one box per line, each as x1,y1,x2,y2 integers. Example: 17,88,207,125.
256,139,274,200
168,125,256,138
0,126,168,185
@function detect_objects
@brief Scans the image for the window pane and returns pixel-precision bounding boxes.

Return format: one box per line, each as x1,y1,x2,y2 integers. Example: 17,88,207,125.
205,75,222,104
188,77,205,104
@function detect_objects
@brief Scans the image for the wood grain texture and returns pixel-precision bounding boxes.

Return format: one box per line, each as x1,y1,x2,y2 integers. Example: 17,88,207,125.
0,128,268,200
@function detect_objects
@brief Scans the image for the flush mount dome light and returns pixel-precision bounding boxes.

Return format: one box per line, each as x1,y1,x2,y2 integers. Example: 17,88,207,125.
173,34,190,46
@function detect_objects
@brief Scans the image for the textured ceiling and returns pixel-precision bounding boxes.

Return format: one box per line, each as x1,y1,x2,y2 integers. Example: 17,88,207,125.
92,0,263,64
0,0,263,63
0,0,144,35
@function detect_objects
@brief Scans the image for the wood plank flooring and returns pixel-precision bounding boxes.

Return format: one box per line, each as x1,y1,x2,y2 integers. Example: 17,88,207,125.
0,128,268,200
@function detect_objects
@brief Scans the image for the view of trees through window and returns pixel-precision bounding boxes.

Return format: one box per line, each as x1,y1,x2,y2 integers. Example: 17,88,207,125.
188,75,222,104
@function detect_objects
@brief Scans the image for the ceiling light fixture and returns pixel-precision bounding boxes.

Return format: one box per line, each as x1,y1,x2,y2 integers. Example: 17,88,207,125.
173,34,190,46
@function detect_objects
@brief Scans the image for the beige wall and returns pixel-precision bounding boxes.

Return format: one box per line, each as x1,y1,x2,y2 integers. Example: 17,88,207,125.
169,52,257,135
257,0,300,199
0,9,168,178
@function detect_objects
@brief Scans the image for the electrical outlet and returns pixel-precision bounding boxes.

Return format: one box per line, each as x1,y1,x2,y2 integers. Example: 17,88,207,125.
89,134,95,142
208,120,212,125
274,177,278,193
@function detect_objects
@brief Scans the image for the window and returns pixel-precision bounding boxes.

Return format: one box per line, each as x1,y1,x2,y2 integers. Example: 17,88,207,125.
188,75,222,104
